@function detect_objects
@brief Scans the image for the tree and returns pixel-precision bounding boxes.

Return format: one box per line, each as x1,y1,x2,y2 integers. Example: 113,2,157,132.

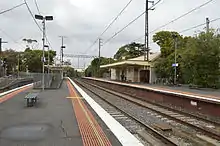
181,31,220,88
64,66,75,77
85,57,115,77
154,30,220,88
114,42,144,60
0,49,19,75
22,49,56,73
153,31,183,58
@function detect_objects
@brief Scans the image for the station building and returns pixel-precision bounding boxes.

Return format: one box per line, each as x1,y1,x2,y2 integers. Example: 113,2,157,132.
100,52,160,83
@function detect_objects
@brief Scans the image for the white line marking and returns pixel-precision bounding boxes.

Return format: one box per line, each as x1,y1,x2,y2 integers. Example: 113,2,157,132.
68,78,144,146
0,83,33,97
85,77,220,103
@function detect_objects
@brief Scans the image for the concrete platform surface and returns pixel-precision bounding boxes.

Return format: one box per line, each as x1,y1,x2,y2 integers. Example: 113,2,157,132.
0,81,121,146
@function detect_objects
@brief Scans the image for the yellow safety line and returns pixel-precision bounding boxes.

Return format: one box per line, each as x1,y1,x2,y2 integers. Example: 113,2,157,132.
69,83,106,146
76,98,106,146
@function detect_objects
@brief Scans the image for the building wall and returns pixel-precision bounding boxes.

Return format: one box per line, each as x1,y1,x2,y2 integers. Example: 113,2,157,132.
110,69,116,80
126,67,134,82
116,69,121,80
150,67,157,84
109,66,158,83
134,68,139,82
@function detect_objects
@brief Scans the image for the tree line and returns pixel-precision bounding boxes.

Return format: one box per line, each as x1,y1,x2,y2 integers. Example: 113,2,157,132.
86,30,220,88
0,48,56,75
153,30,220,88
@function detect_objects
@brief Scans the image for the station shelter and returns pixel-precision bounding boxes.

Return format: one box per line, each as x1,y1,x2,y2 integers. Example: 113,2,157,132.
100,52,160,83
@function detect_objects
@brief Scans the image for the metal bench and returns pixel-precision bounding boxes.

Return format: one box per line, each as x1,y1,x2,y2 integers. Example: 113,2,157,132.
24,92,39,107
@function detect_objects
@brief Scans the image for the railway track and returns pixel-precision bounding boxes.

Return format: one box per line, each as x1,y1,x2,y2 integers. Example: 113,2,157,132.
75,79,178,146
75,79,220,146
82,79,220,140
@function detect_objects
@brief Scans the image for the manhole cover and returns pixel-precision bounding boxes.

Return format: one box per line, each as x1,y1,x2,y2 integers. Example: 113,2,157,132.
0,124,52,141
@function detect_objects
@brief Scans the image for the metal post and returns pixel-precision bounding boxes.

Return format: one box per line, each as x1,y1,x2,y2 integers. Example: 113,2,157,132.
174,37,177,85
144,0,148,61
0,38,8,53
98,38,102,77
48,46,50,73
78,57,79,69
144,1,154,61
61,37,63,65
42,18,46,90
18,54,20,78
206,17,210,33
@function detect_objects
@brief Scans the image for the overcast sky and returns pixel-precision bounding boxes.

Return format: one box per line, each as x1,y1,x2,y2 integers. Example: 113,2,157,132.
0,0,219,68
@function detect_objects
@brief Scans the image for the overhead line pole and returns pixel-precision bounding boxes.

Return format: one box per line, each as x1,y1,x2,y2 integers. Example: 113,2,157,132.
59,36,66,65
98,38,102,77
0,38,8,53
145,1,154,61
206,17,210,33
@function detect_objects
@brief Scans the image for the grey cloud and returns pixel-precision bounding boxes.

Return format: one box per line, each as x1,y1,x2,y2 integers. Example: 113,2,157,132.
0,0,219,67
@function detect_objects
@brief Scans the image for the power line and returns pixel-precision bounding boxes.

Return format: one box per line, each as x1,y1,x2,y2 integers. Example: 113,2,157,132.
132,0,214,42
180,17,220,33
0,29,25,49
24,0,53,50
24,0,42,32
0,3,25,15
104,11,145,45
100,0,133,37
150,0,213,33
34,0,41,14
103,0,162,45
85,0,133,53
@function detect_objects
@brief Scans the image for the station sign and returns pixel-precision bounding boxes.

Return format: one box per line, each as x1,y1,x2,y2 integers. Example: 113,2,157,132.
172,63,179,67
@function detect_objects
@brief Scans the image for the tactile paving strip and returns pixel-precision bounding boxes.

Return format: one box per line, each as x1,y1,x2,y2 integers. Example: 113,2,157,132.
67,81,112,146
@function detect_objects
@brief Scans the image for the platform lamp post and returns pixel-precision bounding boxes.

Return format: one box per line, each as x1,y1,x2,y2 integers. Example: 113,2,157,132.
35,14,53,91
44,45,50,74
172,34,178,85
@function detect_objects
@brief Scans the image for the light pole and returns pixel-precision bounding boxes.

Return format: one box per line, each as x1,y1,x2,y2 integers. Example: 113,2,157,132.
35,14,53,90
17,53,20,78
44,45,50,73
172,34,178,85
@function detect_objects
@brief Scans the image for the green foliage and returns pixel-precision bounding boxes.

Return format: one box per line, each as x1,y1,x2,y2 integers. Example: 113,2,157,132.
0,49,56,74
63,66,76,77
155,30,220,88
85,57,115,77
114,42,144,60
22,49,56,72
153,31,183,57
0,49,19,74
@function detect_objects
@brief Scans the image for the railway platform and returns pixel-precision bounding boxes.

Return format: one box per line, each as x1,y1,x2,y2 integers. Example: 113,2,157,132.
83,77,220,117
0,78,143,146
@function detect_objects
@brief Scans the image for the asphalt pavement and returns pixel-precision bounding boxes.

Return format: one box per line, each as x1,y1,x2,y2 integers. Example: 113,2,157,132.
0,82,83,146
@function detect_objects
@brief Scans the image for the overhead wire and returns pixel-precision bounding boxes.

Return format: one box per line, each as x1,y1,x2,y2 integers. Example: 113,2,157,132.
180,17,220,33
137,17,220,46
132,0,214,42
24,0,53,50
0,3,25,15
103,0,162,45
85,0,133,53
150,0,213,34
34,0,41,14
24,0,42,32
0,29,26,49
